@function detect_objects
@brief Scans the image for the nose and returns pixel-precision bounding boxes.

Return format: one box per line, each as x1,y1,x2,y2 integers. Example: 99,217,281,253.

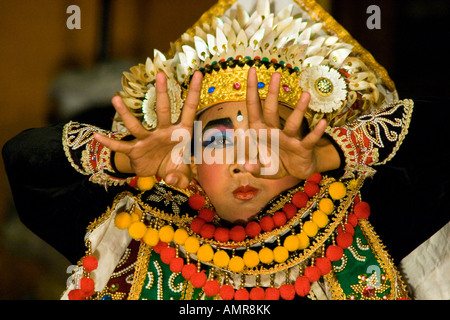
230,158,261,175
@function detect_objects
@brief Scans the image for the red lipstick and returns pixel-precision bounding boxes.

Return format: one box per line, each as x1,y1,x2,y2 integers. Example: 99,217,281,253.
232,185,259,200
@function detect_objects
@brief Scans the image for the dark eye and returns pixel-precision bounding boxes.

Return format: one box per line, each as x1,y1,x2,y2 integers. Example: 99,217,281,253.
202,131,234,148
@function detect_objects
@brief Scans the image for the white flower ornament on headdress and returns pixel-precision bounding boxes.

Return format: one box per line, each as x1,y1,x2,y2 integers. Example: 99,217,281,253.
300,65,348,113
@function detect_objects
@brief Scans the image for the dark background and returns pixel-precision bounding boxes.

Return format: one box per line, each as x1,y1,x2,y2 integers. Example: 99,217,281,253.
0,0,448,299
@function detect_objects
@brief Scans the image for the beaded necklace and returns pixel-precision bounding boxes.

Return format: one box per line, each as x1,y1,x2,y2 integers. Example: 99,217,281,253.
68,173,371,300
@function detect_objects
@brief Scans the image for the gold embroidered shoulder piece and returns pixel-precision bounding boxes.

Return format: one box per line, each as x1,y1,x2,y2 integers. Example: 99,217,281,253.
326,99,414,179
62,121,133,187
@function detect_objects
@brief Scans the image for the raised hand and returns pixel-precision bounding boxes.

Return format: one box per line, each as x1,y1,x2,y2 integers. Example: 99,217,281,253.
245,67,340,180
93,71,203,189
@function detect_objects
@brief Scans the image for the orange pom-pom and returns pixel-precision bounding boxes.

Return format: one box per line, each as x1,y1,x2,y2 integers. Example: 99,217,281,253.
181,263,197,280
200,223,216,239
249,287,265,300
272,211,287,227
338,223,355,236
198,208,215,222
190,217,206,234
79,277,95,294
188,194,205,210
245,221,261,238
354,201,371,219
307,173,322,184
152,241,167,254
260,216,275,232
169,257,184,273
347,213,358,227
282,203,297,219
82,255,98,272
336,232,353,249
295,276,311,297
326,245,344,261
219,284,235,300
204,280,220,297
160,246,176,265
264,287,280,300
68,289,84,300
304,182,319,197
279,284,295,300
315,257,332,275
235,288,250,300
292,191,308,208
190,271,207,288
214,227,230,242
229,225,246,242
304,266,321,282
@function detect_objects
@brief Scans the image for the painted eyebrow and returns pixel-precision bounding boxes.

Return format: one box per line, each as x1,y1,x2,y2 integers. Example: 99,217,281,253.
203,117,233,132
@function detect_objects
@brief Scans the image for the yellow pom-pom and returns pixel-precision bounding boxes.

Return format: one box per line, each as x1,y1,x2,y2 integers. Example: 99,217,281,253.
143,228,159,246
184,236,200,254
303,221,318,237
312,210,329,228
243,250,260,268
213,250,230,268
297,232,310,249
197,244,214,262
284,235,299,251
114,212,132,230
159,225,175,243
130,212,141,223
273,246,289,263
173,228,189,245
259,247,274,264
318,198,334,215
137,176,156,191
228,256,244,272
328,182,347,200
128,221,147,239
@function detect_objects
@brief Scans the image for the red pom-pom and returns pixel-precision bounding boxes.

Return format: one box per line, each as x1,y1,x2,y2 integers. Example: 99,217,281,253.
304,182,320,197
169,257,184,273
249,287,265,300
295,276,311,297
279,284,296,300
336,232,353,249
160,246,176,265
259,216,275,232
198,208,216,222
127,176,139,189
264,287,280,300
190,271,207,288
282,203,297,219
152,241,168,254
292,191,309,208
326,245,344,262
234,288,250,300
204,280,220,297
219,284,235,300
82,255,98,272
354,194,361,203
337,223,355,236
315,257,332,275
200,223,216,239
347,213,358,227
304,266,321,283
307,173,322,184
68,289,84,300
272,211,287,227
181,263,197,280
190,217,206,234
245,221,261,238
229,225,246,242
214,227,230,242
79,277,95,294
354,201,371,219
188,194,205,210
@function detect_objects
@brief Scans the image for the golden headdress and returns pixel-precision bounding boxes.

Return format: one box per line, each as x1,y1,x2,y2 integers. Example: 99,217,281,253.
114,0,398,131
